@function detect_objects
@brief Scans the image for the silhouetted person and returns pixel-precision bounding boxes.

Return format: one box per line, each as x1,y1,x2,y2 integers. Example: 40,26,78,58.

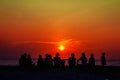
44,54,53,68
49,54,53,67
37,55,44,67
88,54,95,67
77,53,87,66
101,52,106,66
19,54,24,66
68,53,76,67
53,53,61,67
26,54,32,66
19,53,27,66
61,60,65,67
19,55,23,66
44,54,49,67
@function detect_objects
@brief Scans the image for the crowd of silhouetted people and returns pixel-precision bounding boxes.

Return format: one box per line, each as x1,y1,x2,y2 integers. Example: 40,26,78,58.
19,54,34,67
19,52,106,68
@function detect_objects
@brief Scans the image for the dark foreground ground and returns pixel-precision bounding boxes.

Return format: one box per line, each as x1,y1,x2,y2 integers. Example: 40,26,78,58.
0,66,120,80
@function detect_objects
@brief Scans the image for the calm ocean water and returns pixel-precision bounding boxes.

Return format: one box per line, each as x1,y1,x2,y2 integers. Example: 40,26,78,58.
0,59,120,66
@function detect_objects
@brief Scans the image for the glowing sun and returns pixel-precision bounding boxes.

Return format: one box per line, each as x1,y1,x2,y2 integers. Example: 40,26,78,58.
58,45,65,51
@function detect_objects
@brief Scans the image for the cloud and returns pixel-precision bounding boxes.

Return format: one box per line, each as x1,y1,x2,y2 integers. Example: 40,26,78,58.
12,39,81,45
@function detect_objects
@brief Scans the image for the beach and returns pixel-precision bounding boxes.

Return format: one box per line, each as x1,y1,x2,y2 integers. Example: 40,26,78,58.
0,66,120,80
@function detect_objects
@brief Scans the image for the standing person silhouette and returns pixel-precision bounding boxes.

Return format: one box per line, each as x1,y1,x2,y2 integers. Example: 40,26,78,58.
37,55,44,67
44,54,49,67
68,53,76,67
44,54,53,68
101,52,106,66
19,54,24,66
61,60,65,67
26,54,32,67
77,52,87,66
88,54,95,67
53,53,61,67
49,54,53,67
21,53,27,66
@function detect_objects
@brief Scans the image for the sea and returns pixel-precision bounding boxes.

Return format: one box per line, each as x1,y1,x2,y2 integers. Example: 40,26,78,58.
0,59,120,66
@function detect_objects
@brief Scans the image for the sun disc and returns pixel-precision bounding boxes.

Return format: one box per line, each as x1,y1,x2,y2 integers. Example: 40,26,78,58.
59,45,65,51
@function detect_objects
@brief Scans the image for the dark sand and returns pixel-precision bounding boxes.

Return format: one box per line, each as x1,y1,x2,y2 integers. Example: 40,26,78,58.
0,66,120,80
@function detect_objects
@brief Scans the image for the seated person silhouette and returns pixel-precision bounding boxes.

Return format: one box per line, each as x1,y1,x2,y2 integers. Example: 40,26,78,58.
101,52,106,66
77,52,87,66
68,53,76,67
37,55,44,67
53,52,61,67
88,54,95,67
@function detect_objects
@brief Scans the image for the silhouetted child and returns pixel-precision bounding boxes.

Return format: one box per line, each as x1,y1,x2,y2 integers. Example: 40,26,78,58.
101,52,106,66
88,54,95,67
68,53,76,67
37,55,44,67
77,53,87,66
53,53,61,67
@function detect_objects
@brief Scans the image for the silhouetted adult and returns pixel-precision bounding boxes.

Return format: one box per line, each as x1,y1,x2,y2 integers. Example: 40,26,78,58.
19,54,24,66
101,52,106,66
26,54,32,66
77,53,87,66
23,53,27,66
44,54,49,67
53,53,61,67
19,53,28,67
49,54,53,67
68,53,76,67
37,55,44,67
61,60,65,67
88,54,95,67
44,54,53,68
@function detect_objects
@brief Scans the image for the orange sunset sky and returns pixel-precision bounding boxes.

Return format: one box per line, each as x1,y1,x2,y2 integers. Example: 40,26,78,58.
0,0,120,60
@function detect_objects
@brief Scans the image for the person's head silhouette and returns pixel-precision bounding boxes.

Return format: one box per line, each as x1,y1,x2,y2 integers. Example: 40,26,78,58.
28,54,31,59
49,54,52,58
90,54,94,58
82,53,86,57
23,53,27,57
102,52,106,56
56,52,59,57
39,55,42,58
71,53,75,57
45,54,49,58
